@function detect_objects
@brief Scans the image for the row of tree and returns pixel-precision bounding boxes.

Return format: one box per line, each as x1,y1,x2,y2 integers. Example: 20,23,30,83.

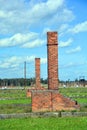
0,77,86,87
0,78,48,87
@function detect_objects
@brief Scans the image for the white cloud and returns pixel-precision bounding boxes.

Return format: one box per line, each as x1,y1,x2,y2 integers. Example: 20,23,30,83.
0,10,7,18
0,55,47,69
60,9,75,22
22,39,45,48
59,38,73,48
0,0,63,33
0,32,40,47
0,0,74,34
60,61,86,69
41,58,47,64
26,56,35,62
0,55,35,69
42,27,51,36
63,62,74,68
59,24,69,33
31,0,64,18
29,0,64,20
58,24,69,37
6,56,21,64
66,46,81,54
0,57,19,69
46,8,75,26
68,21,87,34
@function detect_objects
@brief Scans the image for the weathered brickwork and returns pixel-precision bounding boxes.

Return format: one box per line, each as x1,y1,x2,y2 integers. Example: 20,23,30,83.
32,90,52,112
35,58,41,88
27,89,31,97
32,90,79,112
27,87,46,98
27,58,45,97
47,32,58,90
32,32,80,112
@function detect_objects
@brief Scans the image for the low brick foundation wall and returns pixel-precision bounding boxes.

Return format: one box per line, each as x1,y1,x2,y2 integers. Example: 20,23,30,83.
32,90,80,112
27,89,32,97
26,87,46,98
0,112,87,120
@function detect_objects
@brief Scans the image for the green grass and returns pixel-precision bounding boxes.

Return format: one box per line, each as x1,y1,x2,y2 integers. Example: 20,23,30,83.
80,105,87,112
0,89,26,98
0,98,31,114
0,87,87,114
59,87,87,95
0,104,31,114
0,87,87,130
0,117,87,130
61,92,87,97
74,98,87,104
0,98,31,105
0,89,32,114
59,87,87,104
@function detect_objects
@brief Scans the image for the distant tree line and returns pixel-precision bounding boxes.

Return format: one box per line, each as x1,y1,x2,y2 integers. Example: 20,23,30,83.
0,78,48,87
0,77,86,87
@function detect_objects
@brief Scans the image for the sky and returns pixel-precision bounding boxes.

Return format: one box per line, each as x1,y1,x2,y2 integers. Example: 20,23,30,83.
0,0,87,81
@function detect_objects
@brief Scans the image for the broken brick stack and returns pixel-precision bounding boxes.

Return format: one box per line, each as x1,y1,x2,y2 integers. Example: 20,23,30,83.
35,58,41,88
27,58,45,97
31,32,80,112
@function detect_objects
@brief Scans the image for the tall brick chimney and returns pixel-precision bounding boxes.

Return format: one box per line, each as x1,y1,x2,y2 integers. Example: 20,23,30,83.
32,32,80,112
35,58,41,88
47,32,58,90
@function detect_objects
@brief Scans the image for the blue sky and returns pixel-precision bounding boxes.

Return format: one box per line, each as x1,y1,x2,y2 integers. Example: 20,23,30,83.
0,0,87,81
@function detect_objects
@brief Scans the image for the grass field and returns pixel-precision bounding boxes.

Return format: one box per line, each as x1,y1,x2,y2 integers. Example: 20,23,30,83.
0,104,31,114
59,87,87,97
59,87,87,104
0,98,31,105
0,87,87,114
0,89,26,98
0,87,87,130
0,89,31,114
0,117,87,130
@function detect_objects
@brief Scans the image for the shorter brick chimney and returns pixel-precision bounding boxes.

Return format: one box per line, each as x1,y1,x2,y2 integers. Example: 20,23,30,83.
35,58,41,88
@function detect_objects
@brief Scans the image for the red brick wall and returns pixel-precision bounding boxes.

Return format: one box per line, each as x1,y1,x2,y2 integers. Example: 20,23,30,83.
26,89,31,97
32,90,52,112
31,32,80,112
35,58,41,88
32,90,80,112
47,32,58,90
